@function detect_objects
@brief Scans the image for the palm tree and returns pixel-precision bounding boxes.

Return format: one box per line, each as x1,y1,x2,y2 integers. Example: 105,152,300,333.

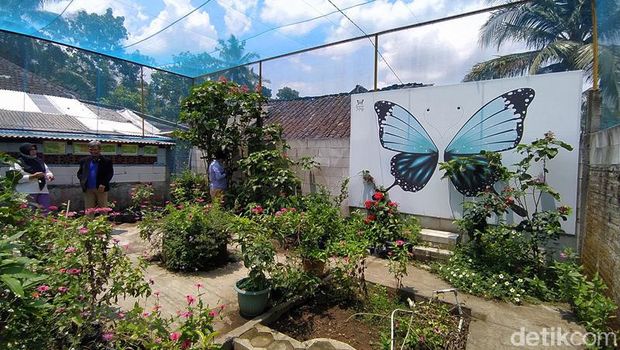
215,35,260,88
465,0,620,125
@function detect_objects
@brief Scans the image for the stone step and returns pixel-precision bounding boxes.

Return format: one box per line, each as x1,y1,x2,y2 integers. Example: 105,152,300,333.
419,228,460,250
411,245,453,262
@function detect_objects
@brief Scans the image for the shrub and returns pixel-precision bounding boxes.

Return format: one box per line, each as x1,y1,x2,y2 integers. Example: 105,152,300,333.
229,216,275,291
170,170,210,204
160,203,232,271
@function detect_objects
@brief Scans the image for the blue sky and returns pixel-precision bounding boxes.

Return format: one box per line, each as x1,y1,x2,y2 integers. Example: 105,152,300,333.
39,0,526,96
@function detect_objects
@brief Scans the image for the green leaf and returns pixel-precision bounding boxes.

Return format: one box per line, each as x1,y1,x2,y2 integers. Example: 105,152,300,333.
0,275,24,297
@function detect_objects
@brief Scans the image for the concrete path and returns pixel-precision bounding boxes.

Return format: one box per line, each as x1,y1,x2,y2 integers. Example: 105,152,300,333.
112,224,587,349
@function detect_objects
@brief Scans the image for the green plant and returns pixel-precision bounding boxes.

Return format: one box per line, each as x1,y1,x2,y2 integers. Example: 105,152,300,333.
229,216,275,291
387,240,409,289
553,249,618,335
170,170,211,204
160,203,232,271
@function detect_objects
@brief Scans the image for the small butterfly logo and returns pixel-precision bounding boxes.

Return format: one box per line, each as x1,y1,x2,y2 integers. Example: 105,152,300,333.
356,99,364,111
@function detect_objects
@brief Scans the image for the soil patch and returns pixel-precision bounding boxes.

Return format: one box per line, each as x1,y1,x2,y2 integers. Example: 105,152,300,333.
270,284,470,350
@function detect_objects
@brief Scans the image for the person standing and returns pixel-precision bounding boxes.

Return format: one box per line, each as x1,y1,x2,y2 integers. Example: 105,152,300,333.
208,150,227,203
77,140,114,209
10,143,54,211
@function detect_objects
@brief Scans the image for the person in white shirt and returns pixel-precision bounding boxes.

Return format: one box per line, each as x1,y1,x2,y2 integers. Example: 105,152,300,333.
10,143,54,211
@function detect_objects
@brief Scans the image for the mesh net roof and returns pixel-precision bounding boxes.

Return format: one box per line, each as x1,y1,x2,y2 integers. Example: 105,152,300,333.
0,0,526,78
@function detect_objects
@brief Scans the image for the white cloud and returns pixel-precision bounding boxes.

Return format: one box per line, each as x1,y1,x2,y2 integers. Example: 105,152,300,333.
260,0,338,35
43,0,219,59
217,0,258,35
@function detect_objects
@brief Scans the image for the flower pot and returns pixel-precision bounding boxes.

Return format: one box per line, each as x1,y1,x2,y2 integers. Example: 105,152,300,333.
302,258,326,277
234,278,270,317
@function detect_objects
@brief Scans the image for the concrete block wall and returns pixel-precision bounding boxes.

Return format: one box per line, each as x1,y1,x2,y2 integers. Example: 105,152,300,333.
286,138,349,202
582,124,620,317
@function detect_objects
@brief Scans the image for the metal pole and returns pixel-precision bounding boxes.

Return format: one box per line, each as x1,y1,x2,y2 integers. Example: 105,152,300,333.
258,61,263,93
140,66,145,137
591,0,599,90
374,34,379,91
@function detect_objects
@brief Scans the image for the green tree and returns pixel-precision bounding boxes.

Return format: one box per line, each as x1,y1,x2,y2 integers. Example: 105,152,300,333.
276,86,300,100
465,0,620,126
215,35,260,88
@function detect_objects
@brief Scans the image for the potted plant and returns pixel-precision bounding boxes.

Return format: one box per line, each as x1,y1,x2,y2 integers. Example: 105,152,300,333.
230,216,275,317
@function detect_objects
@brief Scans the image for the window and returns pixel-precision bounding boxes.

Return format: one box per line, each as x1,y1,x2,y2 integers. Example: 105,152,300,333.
43,141,66,154
73,143,117,155
120,144,139,155
143,145,158,156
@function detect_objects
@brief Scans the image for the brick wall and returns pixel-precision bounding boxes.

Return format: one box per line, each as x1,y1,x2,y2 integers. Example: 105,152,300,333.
582,124,620,316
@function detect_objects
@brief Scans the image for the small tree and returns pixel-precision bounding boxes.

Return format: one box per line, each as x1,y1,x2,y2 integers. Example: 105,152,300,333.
176,78,266,171
276,86,300,100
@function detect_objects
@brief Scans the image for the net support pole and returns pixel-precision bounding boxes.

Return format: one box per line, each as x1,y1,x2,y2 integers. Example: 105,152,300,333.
591,0,600,91
140,66,145,137
374,34,379,91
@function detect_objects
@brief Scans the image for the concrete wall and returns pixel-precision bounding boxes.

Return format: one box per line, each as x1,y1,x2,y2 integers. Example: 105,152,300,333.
286,138,349,199
582,124,620,316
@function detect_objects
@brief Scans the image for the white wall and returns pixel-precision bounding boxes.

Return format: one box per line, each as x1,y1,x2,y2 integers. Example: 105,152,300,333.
349,72,583,234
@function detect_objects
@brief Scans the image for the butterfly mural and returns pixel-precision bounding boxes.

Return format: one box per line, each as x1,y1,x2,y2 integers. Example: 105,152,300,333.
375,88,535,196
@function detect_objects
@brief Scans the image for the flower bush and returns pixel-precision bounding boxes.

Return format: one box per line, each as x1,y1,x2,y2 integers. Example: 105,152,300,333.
170,170,210,204
157,203,232,272
229,216,275,291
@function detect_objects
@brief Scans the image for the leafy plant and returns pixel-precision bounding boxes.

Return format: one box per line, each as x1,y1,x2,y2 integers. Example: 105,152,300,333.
170,170,210,204
229,216,275,292
158,203,232,271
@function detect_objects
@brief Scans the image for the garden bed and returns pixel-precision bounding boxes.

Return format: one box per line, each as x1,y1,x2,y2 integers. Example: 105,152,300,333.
269,283,470,350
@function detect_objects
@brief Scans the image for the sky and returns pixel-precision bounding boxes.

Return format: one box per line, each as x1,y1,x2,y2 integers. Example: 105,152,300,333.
38,0,527,96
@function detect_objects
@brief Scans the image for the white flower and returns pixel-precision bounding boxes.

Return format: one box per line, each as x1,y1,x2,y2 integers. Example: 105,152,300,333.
499,274,504,279
492,283,497,287
504,281,510,286
468,258,473,263
472,283,476,286
517,278,523,283
514,297,520,303
510,288,515,293
516,293,521,297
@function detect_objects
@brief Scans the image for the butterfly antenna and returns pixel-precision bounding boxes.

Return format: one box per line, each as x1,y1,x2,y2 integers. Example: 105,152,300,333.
385,182,397,192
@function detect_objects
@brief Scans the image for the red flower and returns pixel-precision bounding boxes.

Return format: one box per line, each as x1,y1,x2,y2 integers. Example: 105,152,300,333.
372,192,384,201
395,240,405,246
36,285,50,293
388,201,397,207
505,197,514,205
181,339,192,349
251,206,263,215
558,205,570,215
218,76,228,83
48,205,58,211
364,200,374,209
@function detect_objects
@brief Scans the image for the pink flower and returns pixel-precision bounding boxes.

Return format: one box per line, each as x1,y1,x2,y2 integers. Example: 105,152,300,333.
79,227,89,234
48,205,58,211
112,238,120,244
169,332,181,342
102,332,114,341
208,310,218,317
395,240,405,247
275,211,283,217
152,305,162,312
251,206,263,215
181,339,192,349
154,338,162,344
388,201,398,207
94,207,113,214
67,268,81,275
177,204,184,209
85,208,96,215
36,285,50,293
154,291,160,297
66,211,76,217
218,76,228,83
20,203,28,209
196,198,205,203
58,286,69,293
180,310,192,318
559,252,568,260
59,268,66,273
142,312,150,318
185,294,196,305
195,283,204,290
117,312,125,319
64,246,77,253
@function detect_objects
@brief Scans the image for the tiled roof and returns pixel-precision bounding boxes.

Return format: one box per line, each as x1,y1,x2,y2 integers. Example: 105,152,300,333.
266,94,350,139
0,110,90,132
0,57,77,98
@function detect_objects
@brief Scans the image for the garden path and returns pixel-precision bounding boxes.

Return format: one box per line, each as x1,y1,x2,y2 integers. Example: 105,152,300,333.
112,224,586,349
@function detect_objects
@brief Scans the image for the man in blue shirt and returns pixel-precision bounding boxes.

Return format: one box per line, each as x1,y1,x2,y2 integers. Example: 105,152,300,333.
77,140,114,210
208,150,227,204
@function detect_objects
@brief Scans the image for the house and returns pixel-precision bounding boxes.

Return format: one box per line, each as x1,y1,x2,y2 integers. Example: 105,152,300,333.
0,89,176,210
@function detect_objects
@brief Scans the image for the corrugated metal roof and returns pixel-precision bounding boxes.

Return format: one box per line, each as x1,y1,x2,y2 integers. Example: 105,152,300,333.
0,110,90,132
84,104,129,123
0,129,175,145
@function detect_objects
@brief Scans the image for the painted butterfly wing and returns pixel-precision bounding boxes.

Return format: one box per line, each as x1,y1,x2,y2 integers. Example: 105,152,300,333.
443,153,500,197
445,88,534,155
376,101,438,154
390,152,439,192
375,101,439,192
444,88,535,196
